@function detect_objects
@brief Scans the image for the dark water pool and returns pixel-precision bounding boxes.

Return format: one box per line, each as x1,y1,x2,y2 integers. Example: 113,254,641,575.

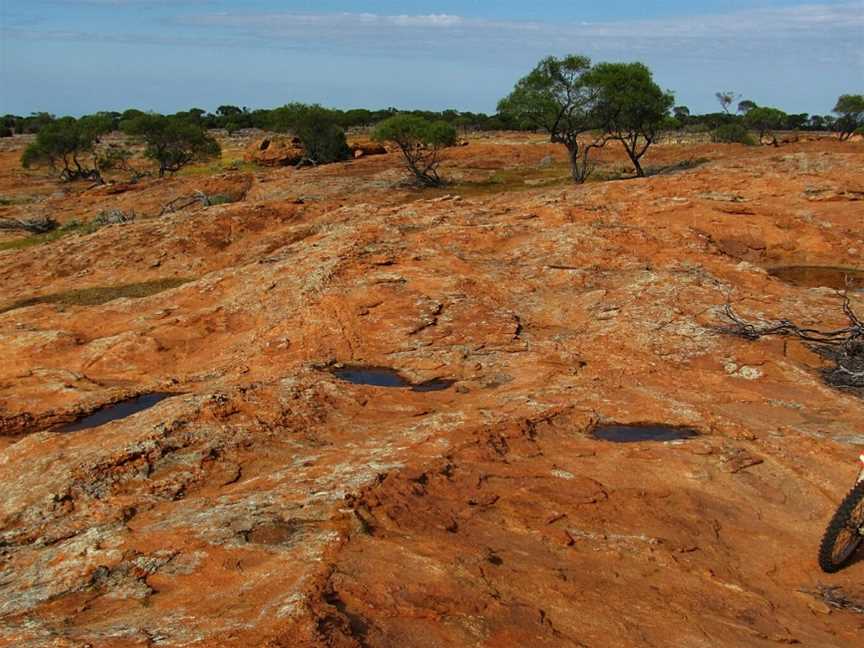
769,266,864,291
331,366,454,392
592,424,698,443
56,393,178,433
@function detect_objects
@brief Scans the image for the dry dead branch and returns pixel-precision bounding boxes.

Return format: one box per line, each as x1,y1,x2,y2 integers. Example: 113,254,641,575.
0,216,58,234
159,191,209,216
722,297,864,388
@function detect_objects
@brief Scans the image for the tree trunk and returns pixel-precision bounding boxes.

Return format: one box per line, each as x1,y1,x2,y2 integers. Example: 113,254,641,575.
625,146,645,177
566,143,585,183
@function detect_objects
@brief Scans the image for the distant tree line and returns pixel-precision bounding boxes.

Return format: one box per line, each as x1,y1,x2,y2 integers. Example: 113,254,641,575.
9,75,862,186
1,106,520,138
3,94,859,142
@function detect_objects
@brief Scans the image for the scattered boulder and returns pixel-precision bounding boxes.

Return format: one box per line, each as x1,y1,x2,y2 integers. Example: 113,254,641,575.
244,136,305,167
350,140,388,159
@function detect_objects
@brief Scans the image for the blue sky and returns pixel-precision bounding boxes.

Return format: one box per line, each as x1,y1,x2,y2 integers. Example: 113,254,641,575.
2,1,862,116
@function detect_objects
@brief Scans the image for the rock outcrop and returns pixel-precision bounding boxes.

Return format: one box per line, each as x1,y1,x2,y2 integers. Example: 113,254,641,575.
1,135,864,646
349,140,388,159
244,136,305,167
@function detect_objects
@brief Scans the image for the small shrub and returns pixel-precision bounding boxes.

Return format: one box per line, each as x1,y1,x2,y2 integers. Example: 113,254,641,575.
711,123,755,145
21,115,112,181
743,106,787,146
293,106,351,165
205,194,234,206
93,208,136,226
373,115,457,187
121,114,221,177
833,94,864,140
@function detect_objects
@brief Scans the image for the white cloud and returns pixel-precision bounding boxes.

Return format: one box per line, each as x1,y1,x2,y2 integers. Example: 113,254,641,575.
157,4,862,67
176,3,864,38
5,3,862,75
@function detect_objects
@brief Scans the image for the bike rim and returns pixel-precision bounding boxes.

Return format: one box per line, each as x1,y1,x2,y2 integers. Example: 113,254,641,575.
832,496,864,564
831,528,863,564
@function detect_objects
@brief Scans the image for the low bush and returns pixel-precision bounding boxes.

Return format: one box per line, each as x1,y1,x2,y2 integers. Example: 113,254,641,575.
373,115,457,186
121,114,221,177
21,115,113,181
293,106,351,165
711,123,756,145
93,208,136,226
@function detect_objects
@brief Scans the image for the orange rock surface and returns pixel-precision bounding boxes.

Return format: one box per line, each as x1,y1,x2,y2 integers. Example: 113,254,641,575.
1,133,864,646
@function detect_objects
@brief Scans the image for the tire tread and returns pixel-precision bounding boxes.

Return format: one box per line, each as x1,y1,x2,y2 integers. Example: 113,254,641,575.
819,480,864,573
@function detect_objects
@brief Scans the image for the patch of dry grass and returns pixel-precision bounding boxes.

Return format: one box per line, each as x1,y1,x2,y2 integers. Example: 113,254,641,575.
0,278,194,314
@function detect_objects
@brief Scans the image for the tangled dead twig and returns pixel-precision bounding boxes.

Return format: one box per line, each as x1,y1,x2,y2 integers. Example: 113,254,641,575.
159,191,236,216
159,191,208,216
722,297,864,388
722,299,864,346
803,585,864,614
0,216,58,234
93,208,136,226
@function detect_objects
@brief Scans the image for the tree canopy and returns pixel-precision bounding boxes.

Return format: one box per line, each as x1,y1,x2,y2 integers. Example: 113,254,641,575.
833,94,864,140
292,105,351,165
497,55,604,182
373,114,457,187
121,114,220,176
743,107,787,146
737,100,757,115
585,62,674,177
21,115,112,181
715,91,740,115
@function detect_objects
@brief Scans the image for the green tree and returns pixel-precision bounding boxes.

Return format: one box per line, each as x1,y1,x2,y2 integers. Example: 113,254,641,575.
785,113,809,130
808,115,827,131
711,123,754,145
268,102,307,132
292,105,351,165
338,108,373,129
21,115,112,181
497,55,603,182
373,114,456,187
122,114,220,176
673,106,691,123
586,62,675,177
216,105,243,118
737,99,757,115
833,94,864,140
743,106,787,146
23,112,56,134
715,91,740,115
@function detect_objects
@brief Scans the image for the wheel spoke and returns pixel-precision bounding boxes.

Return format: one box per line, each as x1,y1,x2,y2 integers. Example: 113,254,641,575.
832,529,862,563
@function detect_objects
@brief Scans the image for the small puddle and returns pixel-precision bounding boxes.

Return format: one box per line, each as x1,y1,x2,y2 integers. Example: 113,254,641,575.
331,366,455,392
56,393,178,433
592,424,698,443
411,378,457,392
769,266,864,291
